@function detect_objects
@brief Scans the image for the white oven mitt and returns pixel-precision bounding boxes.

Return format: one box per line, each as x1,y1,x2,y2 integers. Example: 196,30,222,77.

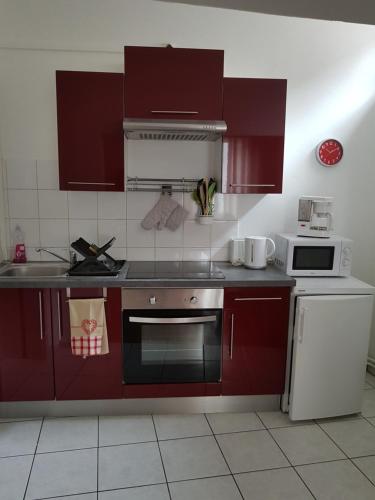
141,193,179,230
166,205,188,231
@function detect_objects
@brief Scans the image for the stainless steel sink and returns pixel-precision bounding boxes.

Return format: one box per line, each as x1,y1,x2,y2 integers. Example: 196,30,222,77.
0,262,70,278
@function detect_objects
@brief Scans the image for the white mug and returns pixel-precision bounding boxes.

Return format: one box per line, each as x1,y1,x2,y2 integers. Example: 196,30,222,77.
244,236,276,269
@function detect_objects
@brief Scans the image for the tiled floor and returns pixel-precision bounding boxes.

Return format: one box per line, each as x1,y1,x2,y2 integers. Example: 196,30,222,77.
2,374,375,499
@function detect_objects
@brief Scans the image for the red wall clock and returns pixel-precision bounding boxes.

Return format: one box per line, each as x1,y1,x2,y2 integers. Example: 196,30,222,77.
316,139,343,166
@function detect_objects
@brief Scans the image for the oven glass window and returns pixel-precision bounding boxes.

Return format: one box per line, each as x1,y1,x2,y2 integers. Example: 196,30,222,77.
141,325,204,364
123,309,221,384
293,246,335,270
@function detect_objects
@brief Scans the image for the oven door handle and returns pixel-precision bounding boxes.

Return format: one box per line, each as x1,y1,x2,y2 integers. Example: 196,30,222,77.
128,315,217,324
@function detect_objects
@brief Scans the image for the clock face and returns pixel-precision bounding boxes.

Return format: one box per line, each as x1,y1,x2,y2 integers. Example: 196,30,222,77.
316,139,343,166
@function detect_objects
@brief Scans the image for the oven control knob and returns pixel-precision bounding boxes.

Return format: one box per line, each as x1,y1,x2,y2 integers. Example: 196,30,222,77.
190,296,198,304
149,296,156,305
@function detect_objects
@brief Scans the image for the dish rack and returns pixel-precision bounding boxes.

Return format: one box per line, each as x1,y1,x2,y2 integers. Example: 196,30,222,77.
68,237,125,276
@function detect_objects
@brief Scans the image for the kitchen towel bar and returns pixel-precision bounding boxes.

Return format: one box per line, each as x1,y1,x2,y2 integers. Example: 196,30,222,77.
66,287,107,301
126,176,199,193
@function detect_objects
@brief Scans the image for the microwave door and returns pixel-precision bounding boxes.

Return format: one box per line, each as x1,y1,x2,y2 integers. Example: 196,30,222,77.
288,242,341,276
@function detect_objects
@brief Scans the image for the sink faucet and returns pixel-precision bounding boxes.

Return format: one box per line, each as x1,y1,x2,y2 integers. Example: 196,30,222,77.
36,248,77,265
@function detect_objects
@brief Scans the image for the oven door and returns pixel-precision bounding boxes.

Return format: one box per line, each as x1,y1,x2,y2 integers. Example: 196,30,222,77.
123,309,222,384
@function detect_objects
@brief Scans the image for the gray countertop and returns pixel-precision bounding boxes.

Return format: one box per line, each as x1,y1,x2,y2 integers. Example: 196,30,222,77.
0,261,295,288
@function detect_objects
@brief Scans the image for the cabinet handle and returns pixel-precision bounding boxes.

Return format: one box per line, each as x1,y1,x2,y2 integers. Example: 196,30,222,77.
234,297,282,301
57,291,62,341
151,110,199,115
67,181,116,186
229,313,234,359
38,291,44,340
230,184,276,188
298,307,307,343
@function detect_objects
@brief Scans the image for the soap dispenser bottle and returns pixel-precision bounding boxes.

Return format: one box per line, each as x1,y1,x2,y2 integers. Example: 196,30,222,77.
13,225,27,263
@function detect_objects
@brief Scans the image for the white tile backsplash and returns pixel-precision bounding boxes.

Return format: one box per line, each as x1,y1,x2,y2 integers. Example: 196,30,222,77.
211,247,229,261
211,221,238,248
40,219,69,247
98,192,126,220
183,220,211,248
214,193,239,221
155,247,183,261
183,248,211,261
6,159,37,189
98,220,126,247
38,190,68,219
183,192,199,220
8,190,39,218
2,157,240,262
127,220,155,248
155,224,183,247
69,219,98,244
127,247,155,261
37,160,59,190
68,191,98,219
126,191,158,220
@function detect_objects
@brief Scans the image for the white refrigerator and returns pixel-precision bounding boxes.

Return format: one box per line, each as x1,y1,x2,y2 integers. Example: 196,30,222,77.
282,276,374,421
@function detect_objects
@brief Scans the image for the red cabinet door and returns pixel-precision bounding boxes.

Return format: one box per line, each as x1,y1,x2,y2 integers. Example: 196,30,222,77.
124,46,224,120
56,71,124,191
0,288,54,402
51,288,122,400
222,287,290,395
222,78,287,194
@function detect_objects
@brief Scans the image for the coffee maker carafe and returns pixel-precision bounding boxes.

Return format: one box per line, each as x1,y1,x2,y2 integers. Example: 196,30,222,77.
297,196,333,238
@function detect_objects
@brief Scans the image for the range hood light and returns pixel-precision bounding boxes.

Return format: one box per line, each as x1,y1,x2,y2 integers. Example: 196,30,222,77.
123,118,227,141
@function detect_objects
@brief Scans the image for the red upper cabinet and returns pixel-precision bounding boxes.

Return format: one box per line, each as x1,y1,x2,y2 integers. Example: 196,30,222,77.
51,288,123,400
124,46,224,120
222,78,287,194
0,289,54,402
56,71,124,191
222,287,290,396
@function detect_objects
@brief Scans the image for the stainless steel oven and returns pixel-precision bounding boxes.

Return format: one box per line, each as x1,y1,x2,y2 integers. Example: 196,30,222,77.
122,288,223,384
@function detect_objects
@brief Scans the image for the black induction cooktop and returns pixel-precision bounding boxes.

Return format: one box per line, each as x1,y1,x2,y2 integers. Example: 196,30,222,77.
126,261,225,280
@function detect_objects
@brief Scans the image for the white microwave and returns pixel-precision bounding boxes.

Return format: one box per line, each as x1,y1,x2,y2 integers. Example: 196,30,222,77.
274,233,352,276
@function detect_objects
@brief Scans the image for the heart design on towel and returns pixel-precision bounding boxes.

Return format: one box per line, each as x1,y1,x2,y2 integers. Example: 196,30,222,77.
81,319,98,335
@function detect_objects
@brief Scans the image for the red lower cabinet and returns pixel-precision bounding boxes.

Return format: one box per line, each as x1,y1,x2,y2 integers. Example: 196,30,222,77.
222,287,290,395
0,288,54,402
51,288,123,400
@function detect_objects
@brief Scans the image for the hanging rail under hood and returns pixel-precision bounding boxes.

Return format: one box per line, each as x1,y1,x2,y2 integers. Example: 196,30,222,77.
123,118,227,141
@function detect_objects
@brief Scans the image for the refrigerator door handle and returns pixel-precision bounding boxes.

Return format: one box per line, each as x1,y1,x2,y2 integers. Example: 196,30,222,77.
298,307,308,343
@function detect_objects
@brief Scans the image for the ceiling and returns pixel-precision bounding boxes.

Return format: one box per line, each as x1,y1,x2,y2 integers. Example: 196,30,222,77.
160,0,375,26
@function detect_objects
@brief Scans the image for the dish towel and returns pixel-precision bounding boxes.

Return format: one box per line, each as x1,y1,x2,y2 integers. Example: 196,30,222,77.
68,298,109,357
141,193,179,230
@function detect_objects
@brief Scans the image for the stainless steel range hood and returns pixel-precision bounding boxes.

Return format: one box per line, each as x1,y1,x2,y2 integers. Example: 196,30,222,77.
123,118,227,141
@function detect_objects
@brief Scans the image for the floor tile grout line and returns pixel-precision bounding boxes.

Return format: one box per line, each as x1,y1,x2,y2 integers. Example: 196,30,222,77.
362,415,375,427
203,413,245,500
264,423,318,500
316,415,375,490
23,416,44,500
151,415,172,500
314,420,352,460
313,420,375,489
31,491,97,500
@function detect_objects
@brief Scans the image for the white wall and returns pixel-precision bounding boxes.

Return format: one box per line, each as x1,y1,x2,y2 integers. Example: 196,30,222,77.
1,0,375,350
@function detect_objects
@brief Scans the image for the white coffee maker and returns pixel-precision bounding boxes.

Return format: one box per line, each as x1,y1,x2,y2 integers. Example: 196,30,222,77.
297,196,333,238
